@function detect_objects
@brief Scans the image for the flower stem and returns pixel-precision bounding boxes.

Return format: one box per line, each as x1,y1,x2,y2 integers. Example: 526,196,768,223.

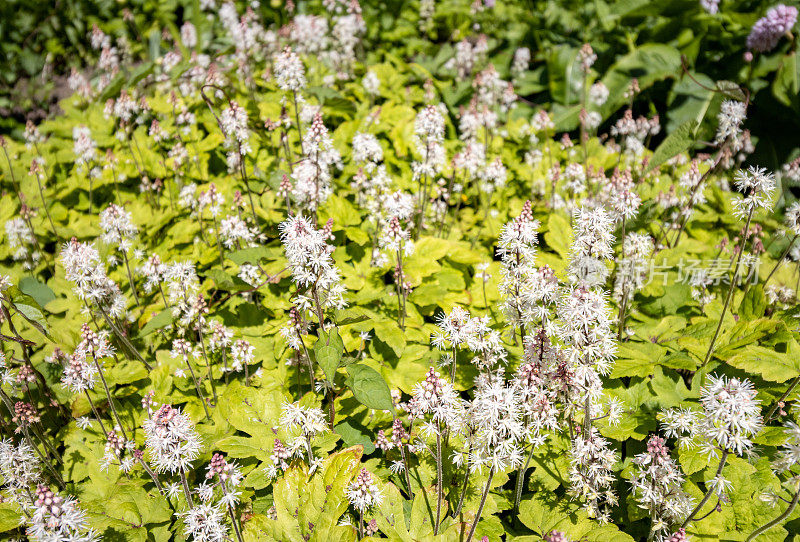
138,455,164,494
746,489,799,541
92,355,128,440
514,443,536,512
222,480,245,542
453,443,473,518
184,355,212,420
98,306,151,370
766,376,800,423
85,391,109,439
434,432,443,535
465,467,494,542
122,251,140,307
180,466,194,508
702,208,754,367
764,233,799,289
197,329,218,406
680,450,729,529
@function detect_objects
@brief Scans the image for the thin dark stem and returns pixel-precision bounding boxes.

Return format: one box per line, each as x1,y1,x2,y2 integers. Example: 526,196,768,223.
514,442,536,512
213,215,226,268
122,251,140,307
703,208,754,366
30,423,61,465
764,233,799,288
197,329,218,405
434,432,443,535
292,90,305,156
1,145,25,208
680,451,729,529
747,489,800,541
97,306,151,370
397,435,414,500
453,443,473,517
465,467,494,542
85,391,109,439
222,480,245,542
184,354,212,419
180,467,194,507
92,356,128,440
765,376,800,423
138,455,164,494
24,425,64,487
583,394,592,435
33,172,58,240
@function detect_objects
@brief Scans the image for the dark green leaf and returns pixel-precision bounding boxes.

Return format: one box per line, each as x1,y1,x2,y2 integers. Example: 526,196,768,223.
140,309,175,337
18,277,56,308
334,420,376,454
315,328,344,385
646,120,697,173
345,364,393,411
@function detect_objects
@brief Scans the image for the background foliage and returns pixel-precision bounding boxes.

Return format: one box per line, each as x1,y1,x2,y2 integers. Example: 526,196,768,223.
2,0,800,541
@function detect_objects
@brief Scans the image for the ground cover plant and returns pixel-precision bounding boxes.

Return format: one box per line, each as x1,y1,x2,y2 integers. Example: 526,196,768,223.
3,1,800,541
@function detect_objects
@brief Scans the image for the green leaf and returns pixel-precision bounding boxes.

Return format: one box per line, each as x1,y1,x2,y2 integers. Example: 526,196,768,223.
208,268,251,292
545,213,571,259
18,277,56,308
645,120,697,173
139,309,175,336
216,435,269,461
228,246,281,265
306,86,357,115
334,420,376,454
0,503,22,532
14,303,48,335
372,319,406,357
250,448,362,541
345,364,394,411
739,285,767,320
716,80,746,102
315,327,344,385
519,492,635,541
725,345,800,383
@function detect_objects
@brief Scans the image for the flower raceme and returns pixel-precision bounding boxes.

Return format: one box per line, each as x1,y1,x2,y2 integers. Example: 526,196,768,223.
662,374,763,458
143,404,203,474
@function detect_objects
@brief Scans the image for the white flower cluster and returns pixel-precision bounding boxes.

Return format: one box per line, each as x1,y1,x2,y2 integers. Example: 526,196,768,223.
407,367,465,434
431,306,506,369
662,374,763,458
412,105,446,181
714,100,746,147
444,36,488,80
274,47,307,91
0,438,41,497
220,100,251,170
27,485,99,542
5,217,40,268
613,232,654,304
732,166,776,220
568,206,615,287
274,401,329,473
497,201,545,329
99,203,138,252
61,239,127,317
180,503,229,542
143,404,203,474
568,428,618,523
279,214,346,311
465,374,525,473
629,435,694,539
73,126,97,167
346,468,383,512
292,113,342,211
